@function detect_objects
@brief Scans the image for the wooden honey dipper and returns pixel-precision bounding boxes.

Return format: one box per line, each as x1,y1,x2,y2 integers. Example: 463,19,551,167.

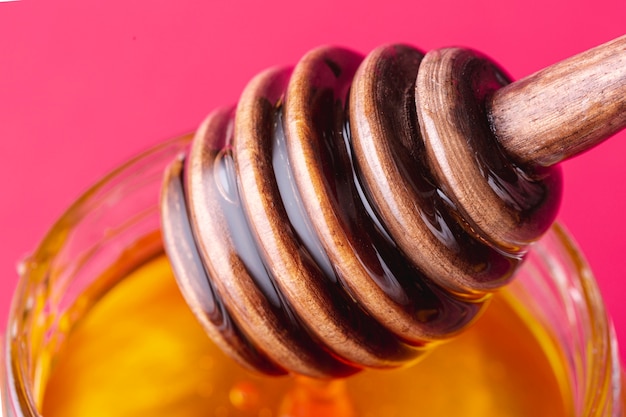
160,35,626,379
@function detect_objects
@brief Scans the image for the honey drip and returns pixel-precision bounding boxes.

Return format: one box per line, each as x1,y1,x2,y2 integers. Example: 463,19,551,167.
161,44,562,377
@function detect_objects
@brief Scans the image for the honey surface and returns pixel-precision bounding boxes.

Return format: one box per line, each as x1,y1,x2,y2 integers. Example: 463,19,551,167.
42,254,568,417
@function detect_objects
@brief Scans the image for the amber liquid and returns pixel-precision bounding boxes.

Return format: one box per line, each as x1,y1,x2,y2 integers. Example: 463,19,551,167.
41,252,570,417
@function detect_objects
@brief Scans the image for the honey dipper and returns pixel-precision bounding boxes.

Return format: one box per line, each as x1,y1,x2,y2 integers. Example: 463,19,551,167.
160,35,626,378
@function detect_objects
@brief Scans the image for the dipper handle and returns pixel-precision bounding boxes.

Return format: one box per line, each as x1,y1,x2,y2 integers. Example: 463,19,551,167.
489,34,626,167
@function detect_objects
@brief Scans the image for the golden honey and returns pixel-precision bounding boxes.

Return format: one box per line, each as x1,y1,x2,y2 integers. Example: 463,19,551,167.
41,251,570,417
4,139,619,417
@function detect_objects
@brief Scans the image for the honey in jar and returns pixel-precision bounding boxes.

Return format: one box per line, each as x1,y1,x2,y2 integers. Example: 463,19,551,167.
41,250,569,417
2,138,622,417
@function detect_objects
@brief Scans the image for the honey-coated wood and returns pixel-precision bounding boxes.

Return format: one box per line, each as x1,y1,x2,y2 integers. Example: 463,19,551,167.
161,35,626,378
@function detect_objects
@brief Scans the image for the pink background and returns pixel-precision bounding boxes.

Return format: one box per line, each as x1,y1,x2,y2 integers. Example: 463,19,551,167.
1,0,624,364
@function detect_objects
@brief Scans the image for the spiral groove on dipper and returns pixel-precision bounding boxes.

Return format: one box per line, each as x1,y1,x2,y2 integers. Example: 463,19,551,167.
161,44,562,378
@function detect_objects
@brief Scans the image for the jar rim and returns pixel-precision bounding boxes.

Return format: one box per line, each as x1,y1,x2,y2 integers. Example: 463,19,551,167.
4,135,192,416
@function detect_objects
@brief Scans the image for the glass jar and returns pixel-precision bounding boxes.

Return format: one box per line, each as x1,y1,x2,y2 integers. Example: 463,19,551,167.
1,136,624,417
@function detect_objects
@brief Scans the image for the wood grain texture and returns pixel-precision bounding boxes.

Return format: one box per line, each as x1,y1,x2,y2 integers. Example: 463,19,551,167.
489,34,626,167
416,48,561,254
160,35,626,378
234,65,413,375
161,153,286,377
350,44,518,295
283,46,423,363
186,105,367,378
